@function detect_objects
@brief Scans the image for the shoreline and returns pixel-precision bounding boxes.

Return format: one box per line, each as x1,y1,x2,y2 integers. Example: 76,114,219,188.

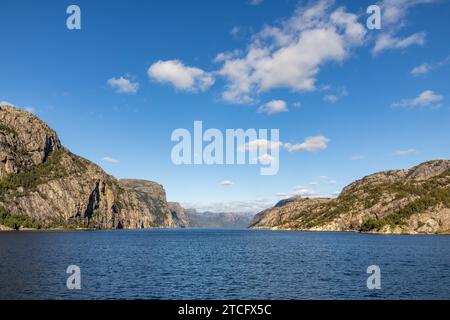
249,226,450,235
1,225,449,235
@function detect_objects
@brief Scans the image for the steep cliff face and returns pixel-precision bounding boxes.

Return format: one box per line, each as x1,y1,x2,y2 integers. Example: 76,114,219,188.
120,179,179,228
250,161,450,234
0,104,174,230
167,202,190,227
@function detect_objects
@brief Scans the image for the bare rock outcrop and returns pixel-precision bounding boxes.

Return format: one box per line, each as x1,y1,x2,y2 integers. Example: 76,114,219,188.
0,105,61,178
120,179,177,227
167,202,190,227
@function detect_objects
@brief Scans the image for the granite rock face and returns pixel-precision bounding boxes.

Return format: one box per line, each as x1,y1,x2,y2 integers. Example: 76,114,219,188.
0,105,61,178
0,104,176,229
250,161,450,234
167,202,190,227
120,179,191,228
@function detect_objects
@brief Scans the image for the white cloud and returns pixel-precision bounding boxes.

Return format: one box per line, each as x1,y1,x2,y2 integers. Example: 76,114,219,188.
284,136,330,152
257,99,288,115
324,94,338,103
373,0,437,55
242,135,330,154
323,86,347,103
230,26,241,38
107,76,139,94
145,1,439,103
435,55,450,68
214,50,241,63
101,157,120,164
293,101,301,108
292,188,320,197
241,139,282,152
276,187,321,198
147,60,214,92
380,0,437,27
394,149,420,156
372,32,426,55
411,55,450,76
411,63,431,76
0,101,15,106
220,180,234,186
217,0,366,103
0,101,36,113
392,90,443,108
24,107,35,114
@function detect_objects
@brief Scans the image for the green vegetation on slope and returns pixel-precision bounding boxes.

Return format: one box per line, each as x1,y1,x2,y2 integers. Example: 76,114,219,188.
0,206,40,230
0,150,66,194
281,169,450,232
0,206,90,230
0,150,87,195
360,170,450,231
0,149,92,229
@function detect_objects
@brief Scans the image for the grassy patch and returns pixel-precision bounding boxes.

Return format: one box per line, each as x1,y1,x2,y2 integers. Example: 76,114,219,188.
0,206,93,230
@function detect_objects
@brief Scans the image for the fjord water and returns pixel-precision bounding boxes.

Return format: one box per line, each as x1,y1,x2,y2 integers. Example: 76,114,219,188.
0,229,449,300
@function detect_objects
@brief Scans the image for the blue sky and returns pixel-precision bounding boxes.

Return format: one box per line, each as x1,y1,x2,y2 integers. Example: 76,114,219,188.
1,0,449,213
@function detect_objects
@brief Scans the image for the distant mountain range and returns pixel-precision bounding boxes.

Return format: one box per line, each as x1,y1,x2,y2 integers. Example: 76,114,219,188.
184,209,254,228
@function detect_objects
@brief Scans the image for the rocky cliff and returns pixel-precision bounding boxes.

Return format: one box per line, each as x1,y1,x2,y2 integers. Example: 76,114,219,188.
250,160,450,234
119,180,188,228
167,202,190,227
0,104,183,230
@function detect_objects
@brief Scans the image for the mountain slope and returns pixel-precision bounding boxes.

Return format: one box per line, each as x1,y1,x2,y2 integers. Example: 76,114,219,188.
250,161,450,234
0,104,177,230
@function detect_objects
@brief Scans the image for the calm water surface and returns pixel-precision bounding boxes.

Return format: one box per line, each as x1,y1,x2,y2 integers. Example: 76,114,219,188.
0,229,449,299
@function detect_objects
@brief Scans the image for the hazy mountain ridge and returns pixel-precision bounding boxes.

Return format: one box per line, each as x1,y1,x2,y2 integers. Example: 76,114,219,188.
186,209,254,228
0,104,187,230
250,160,450,234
